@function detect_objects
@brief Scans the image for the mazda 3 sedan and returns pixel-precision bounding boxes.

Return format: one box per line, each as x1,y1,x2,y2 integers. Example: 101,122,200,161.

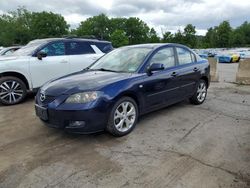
35,43,210,137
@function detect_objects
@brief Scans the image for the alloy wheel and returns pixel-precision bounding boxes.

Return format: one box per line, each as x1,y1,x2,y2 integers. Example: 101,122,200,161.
114,101,136,132
0,80,24,104
197,82,207,102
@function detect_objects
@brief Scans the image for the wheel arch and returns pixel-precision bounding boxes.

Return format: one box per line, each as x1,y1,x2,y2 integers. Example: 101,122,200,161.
114,91,141,113
200,76,209,88
0,72,30,90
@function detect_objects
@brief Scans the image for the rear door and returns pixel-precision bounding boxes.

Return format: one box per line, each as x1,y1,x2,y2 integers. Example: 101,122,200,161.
175,47,200,97
66,41,104,73
29,41,70,88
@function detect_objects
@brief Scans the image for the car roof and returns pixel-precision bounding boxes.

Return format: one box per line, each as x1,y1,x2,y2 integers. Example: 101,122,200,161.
29,38,111,44
122,43,190,49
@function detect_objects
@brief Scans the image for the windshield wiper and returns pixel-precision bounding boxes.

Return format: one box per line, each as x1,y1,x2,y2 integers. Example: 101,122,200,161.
89,68,120,72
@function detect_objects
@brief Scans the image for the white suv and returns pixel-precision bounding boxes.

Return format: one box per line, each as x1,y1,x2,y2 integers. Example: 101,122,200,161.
0,38,113,105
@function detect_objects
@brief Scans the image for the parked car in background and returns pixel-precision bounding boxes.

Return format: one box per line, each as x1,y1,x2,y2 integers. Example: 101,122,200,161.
216,52,241,63
0,46,22,56
0,37,113,105
198,54,208,59
35,43,210,136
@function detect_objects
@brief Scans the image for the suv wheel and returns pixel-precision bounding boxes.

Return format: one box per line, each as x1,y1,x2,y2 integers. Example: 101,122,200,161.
0,77,27,105
190,79,207,105
107,97,138,137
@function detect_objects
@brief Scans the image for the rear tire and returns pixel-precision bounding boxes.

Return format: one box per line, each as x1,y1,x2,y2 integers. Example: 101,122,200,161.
190,79,207,105
0,76,27,105
106,97,138,137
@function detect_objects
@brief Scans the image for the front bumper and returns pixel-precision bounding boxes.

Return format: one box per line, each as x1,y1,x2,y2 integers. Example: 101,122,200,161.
35,96,112,134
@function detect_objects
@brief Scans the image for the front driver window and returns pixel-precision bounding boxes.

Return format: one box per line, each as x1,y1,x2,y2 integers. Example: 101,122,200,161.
40,42,65,56
149,47,175,69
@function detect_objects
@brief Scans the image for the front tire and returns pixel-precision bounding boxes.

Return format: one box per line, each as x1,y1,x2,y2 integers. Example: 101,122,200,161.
190,79,207,105
0,76,27,105
106,97,138,137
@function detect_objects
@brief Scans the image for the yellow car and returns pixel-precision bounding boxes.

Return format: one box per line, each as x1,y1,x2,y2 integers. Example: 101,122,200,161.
217,52,241,63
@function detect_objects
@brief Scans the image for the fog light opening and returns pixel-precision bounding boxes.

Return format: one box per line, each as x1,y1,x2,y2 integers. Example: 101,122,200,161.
68,121,85,128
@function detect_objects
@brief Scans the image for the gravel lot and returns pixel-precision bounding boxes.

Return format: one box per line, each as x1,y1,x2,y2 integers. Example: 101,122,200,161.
0,63,250,188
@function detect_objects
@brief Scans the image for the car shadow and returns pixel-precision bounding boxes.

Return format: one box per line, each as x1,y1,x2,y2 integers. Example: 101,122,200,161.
0,92,35,108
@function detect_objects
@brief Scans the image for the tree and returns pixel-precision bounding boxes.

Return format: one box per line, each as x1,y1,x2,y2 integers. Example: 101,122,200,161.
110,29,129,47
109,18,127,34
183,24,197,48
125,17,150,44
216,21,232,47
148,28,160,43
0,7,33,46
171,30,184,44
76,14,110,40
203,27,216,48
162,31,173,43
30,11,69,38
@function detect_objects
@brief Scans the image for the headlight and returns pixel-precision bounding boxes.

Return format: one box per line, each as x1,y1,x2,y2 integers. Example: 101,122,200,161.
65,91,100,104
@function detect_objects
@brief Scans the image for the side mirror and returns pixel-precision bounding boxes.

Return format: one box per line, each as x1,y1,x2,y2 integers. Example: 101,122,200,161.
37,51,47,60
147,63,164,76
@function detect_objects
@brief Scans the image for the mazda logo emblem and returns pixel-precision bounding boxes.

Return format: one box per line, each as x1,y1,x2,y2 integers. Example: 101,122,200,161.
40,93,46,102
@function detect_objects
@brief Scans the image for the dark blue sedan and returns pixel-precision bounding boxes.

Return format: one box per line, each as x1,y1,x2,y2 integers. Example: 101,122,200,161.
35,43,210,136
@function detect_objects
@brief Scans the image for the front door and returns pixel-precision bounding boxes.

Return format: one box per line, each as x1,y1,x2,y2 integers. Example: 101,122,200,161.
29,41,70,88
142,47,181,111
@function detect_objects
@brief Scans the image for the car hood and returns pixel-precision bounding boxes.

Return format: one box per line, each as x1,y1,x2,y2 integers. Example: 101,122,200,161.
0,56,19,61
41,70,131,96
0,55,29,62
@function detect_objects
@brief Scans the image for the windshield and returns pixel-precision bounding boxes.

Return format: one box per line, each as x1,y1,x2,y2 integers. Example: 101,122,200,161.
89,47,152,73
12,40,47,56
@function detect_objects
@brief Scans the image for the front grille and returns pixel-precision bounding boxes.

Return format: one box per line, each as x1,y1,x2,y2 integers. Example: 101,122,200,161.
41,95,56,104
37,92,56,105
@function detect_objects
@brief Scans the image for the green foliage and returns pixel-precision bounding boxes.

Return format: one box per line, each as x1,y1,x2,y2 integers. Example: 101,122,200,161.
161,24,197,48
124,17,150,44
0,7,69,46
216,21,232,47
1,7,250,48
183,24,197,48
30,11,69,38
110,29,129,47
148,28,160,43
76,13,110,40
162,31,173,43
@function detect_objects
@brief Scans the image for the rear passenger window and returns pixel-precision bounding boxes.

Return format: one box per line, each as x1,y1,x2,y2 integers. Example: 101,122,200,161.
150,47,175,69
67,42,95,55
96,43,113,53
176,47,193,65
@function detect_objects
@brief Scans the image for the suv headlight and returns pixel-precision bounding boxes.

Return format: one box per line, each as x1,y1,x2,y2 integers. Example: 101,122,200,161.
65,91,100,104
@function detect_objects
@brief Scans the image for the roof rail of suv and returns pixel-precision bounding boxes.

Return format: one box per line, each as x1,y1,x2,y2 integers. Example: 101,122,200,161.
63,35,100,40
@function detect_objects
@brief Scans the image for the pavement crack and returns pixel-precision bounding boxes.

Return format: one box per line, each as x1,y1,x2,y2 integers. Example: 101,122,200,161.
178,122,200,142
156,148,250,185
178,114,219,142
46,168,86,188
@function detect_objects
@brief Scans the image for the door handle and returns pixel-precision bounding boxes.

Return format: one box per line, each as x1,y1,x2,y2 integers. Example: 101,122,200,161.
193,67,199,72
171,72,178,77
60,60,68,63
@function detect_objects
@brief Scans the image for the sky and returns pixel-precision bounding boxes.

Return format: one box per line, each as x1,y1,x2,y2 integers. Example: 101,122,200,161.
0,0,250,36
